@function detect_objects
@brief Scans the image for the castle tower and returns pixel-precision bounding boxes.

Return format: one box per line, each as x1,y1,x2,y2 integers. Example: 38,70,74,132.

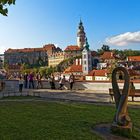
77,20,86,48
82,38,92,74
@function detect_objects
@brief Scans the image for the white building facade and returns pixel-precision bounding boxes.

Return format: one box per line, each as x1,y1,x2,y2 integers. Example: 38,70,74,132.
82,38,92,75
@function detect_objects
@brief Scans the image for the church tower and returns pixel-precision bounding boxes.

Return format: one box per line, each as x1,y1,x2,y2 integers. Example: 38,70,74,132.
82,38,92,75
77,20,86,48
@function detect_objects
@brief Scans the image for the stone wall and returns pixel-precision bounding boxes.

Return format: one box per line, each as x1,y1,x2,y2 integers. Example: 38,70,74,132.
1,80,140,93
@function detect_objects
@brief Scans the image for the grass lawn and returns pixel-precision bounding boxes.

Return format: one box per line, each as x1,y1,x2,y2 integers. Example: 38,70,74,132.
0,101,139,140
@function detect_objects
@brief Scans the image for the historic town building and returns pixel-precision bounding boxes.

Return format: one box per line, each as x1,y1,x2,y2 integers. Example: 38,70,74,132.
85,69,109,81
82,38,92,75
0,54,4,69
100,51,116,64
64,20,86,59
5,48,47,66
43,44,62,56
64,45,81,59
63,59,83,80
4,19,100,80
63,38,93,79
126,56,140,70
48,51,65,67
4,44,62,71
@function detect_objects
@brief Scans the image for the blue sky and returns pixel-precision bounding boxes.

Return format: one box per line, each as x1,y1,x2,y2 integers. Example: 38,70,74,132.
0,0,140,54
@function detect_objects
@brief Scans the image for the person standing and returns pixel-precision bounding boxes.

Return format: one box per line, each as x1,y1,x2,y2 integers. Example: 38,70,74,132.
23,72,28,88
58,75,66,90
129,81,135,101
19,76,24,93
69,73,75,90
36,72,43,89
49,74,55,89
28,72,34,89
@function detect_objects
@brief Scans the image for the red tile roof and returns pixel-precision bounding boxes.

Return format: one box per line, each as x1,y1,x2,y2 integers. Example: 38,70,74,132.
65,45,81,51
101,51,115,59
5,48,45,53
87,69,108,76
5,44,57,53
43,44,56,50
128,56,140,61
64,64,82,73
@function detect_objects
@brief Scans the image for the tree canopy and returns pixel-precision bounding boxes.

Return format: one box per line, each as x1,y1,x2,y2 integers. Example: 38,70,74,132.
0,0,16,16
97,44,110,55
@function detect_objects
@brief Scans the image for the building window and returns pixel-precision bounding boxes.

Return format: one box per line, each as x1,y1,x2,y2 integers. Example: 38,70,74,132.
89,61,90,65
84,61,86,64
84,54,86,59
85,67,86,71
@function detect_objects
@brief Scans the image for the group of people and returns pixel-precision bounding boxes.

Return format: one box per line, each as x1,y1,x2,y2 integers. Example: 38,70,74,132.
18,72,43,93
48,73,75,90
18,72,75,93
23,72,43,89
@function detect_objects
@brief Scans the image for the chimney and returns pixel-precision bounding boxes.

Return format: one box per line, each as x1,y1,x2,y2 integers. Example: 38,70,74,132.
111,52,113,57
79,58,82,65
76,59,78,65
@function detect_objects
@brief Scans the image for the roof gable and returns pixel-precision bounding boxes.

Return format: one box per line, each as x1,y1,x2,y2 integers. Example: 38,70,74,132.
101,51,115,59
128,56,140,61
87,69,108,76
64,63,82,73
65,45,81,51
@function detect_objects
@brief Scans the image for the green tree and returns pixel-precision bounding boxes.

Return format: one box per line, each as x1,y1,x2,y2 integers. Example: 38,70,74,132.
123,49,140,56
0,0,16,16
97,44,110,55
46,66,54,76
56,65,62,72
101,45,110,51
107,60,118,80
111,49,140,58
4,61,9,71
39,68,46,76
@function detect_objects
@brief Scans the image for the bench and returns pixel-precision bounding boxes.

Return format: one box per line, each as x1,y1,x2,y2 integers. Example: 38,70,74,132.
109,88,140,102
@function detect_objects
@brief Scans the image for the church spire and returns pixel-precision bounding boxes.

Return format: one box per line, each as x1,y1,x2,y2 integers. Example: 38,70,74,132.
79,19,83,27
77,19,86,48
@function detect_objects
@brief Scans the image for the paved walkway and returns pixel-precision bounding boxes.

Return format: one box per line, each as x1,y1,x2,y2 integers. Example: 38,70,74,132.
26,89,111,103
1,88,140,106
30,89,140,103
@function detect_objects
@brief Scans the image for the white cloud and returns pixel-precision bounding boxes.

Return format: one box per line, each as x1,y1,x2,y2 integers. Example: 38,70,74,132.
106,31,140,46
